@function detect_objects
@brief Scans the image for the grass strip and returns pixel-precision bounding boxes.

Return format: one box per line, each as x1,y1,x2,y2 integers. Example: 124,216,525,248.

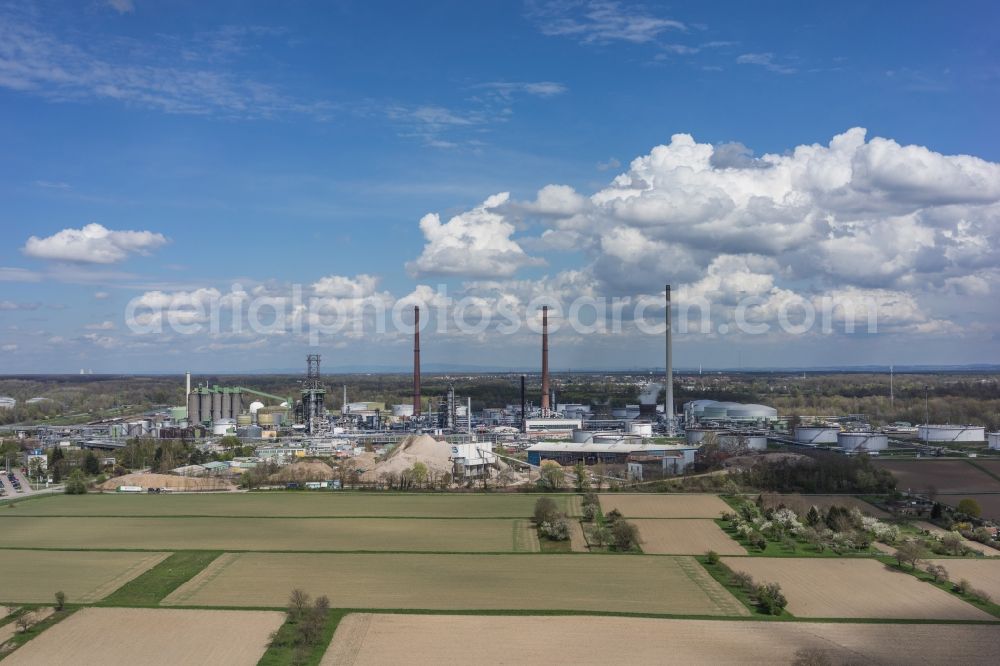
257,610,345,666
98,551,222,606
695,555,793,619
0,607,77,661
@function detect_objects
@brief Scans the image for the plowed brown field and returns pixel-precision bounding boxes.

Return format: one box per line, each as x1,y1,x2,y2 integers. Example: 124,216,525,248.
4,608,282,666
321,614,1000,666
721,557,992,620
598,494,730,518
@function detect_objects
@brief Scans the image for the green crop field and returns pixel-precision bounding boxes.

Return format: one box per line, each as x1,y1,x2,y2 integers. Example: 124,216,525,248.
2,492,580,518
0,550,169,604
0,516,538,552
162,552,749,616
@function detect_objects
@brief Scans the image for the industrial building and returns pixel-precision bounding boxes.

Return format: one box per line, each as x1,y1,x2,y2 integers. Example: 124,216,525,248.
917,424,986,442
523,418,582,439
989,432,1000,450
526,438,697,473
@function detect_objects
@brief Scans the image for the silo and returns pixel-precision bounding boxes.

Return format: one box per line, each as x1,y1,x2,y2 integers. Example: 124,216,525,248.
211,390,222,422
837,432,888,452
187,392,201,425
199,390,211,425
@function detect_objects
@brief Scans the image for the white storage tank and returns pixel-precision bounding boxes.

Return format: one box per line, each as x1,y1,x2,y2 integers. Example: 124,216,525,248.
917,425,986,442
629,421,653,437
392,404,415,418
213,418,236,436
719,433,769,450
794,426,840,445
837,432,888,452
989,432,1000,450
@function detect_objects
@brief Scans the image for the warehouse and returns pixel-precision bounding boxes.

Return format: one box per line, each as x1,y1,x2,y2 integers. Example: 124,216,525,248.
526,440,697,470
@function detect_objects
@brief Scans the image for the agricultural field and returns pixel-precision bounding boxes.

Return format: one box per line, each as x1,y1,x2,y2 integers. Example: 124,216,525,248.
0,550,169,604
927,559,1000,601
598,493,730,518
1,492,580,518
757,493,889,518
632,519,746,555
322,614,1000,666
874,460,1000,494
4,608,282,666
162,552,749,616
721,557,992,620
0,516,536,552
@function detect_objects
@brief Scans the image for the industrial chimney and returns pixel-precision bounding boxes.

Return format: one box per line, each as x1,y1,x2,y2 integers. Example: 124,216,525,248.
185,371,191,399
413,306,421,417
540,306,550,415
665,285,675,434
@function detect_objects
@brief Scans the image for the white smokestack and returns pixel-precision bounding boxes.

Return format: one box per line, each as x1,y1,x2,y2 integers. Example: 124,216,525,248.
185,371,191,398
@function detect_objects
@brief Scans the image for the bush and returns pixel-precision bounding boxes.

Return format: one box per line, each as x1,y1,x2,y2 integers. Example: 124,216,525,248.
731,570,755,592
748,531,767,551
540,515,571,541
533,497,559,525
706,550,720,565
54,591,66,611
609,519,640,552
925,563,949,583
957,498,982,518
756,581,787,615
582,492,599,507
64,469,87,495
582,503,598,522
953,579,971,595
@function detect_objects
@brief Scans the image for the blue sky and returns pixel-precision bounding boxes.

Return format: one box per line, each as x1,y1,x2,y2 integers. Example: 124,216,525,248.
1,0,998,372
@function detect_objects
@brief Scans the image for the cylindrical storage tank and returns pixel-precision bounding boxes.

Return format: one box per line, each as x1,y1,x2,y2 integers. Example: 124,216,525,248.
211,391,222,422
794,426,840,445
212,418,236,436
230,390,242,417
187,392,201,424
237,413,253,426
200,392,211,424
837,432,888,452
686,428,708,444
718,434,769,450
392,404,414,418
629,421,653,437
728,404,779,421
917,425,986,442
572,429,595,443
989,432,1000,450
258,412,275,426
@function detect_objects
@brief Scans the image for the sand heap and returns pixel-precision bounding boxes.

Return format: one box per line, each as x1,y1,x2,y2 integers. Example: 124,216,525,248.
98,473,235,492
268,460,336,483
360,435,453,483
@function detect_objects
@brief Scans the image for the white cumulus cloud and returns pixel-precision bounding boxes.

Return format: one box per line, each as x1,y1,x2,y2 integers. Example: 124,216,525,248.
23,223,168,264
407,193,544,278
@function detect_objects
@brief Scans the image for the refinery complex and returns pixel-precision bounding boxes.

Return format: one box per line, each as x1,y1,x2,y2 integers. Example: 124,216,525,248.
6,288,997,490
